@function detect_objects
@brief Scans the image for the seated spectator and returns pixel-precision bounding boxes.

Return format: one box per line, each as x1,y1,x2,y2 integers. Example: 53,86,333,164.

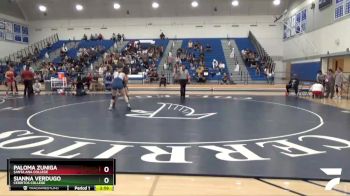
159,74,167,87
286,74,300,95
218,62,225,71
310,82,324,99
188,40,193,49
46,42,52,49
33,80,41,95
205,44,212,52
221,73,228,85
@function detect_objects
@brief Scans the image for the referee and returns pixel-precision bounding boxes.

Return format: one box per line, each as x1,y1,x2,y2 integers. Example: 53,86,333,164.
178,65,190,98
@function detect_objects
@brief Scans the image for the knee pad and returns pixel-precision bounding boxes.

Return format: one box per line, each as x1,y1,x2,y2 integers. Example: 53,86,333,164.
112,96,116,100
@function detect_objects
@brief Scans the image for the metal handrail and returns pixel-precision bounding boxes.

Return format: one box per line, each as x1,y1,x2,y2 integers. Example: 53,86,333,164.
0,33,59,64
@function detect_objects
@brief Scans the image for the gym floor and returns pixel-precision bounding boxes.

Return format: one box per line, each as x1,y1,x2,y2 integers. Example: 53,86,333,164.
0,85,349,195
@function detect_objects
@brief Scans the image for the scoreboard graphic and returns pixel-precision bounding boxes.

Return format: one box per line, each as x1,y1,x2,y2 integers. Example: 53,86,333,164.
7,159,115,191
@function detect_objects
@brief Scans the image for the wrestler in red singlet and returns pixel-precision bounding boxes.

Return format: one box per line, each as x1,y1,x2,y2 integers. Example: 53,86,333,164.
5,68,15,96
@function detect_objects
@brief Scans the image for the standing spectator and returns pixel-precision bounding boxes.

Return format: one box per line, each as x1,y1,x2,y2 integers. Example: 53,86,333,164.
325,69,335,99
21,66,34,97
229,48,235,59
160,32,165,39
316,70,326,86
111,33,116,41
82,34,88,40
334,67,344,99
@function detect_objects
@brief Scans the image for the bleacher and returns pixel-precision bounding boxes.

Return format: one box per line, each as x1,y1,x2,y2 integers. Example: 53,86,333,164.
52,40,114,64
234,38,266,81
180,38,228,81
37,40,73,60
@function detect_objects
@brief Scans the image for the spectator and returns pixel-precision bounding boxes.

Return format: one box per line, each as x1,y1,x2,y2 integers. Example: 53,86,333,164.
160,32,165,39
111,33,116,41
335,67,345,99
82,34,88,40
325,69,335,99
159,74,167,87
229,48,235,59
98,33,103,40
46,42,52,49
316,70,326,86
212,59,218,69
188,40,193,49
266,68,274,85
286,74,299,96
33,80,41,95
218,61,225,72
205,44,212,52
310,82,324,99
221,73,228,85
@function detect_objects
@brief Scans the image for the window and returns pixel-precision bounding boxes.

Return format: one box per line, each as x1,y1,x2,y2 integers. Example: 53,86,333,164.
335,0,350,19
283,8,307,40
346,0,350,14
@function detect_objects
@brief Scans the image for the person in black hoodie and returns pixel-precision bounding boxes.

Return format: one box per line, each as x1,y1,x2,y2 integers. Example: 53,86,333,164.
286,74,300,95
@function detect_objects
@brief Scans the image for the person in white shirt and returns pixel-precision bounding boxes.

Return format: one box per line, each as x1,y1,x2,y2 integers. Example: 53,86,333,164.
33,80,41,95
218,62,225,69
212,59,218,69
310,82,324,98
229,48,235,59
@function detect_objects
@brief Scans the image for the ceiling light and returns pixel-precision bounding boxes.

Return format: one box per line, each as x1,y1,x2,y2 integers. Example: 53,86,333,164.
38,5,47,12
152,2,159,9
114,3,121,9
232,0,239,7
191,1,198,7
76,4,83,11
273,0,280,6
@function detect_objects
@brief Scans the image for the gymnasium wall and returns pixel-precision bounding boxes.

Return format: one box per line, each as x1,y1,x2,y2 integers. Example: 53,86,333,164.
28,15,283,56
283,17,350,60
0,13,28,59
283,0,350,60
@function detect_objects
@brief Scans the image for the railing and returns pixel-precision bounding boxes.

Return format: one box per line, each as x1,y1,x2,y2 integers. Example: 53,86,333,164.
0,34,59,64
248,31,275,71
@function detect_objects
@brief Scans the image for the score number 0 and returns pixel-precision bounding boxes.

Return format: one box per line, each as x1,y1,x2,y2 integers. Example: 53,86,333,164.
103,166,110,184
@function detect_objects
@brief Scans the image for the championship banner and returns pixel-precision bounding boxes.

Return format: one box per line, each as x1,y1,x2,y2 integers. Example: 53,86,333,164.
5,21,13,33
319,0,333,10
